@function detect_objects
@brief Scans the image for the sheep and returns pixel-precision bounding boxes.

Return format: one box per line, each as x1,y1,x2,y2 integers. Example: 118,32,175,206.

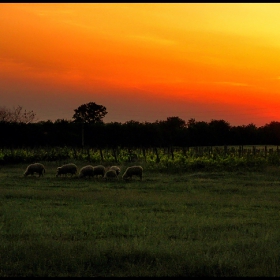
104,169,119,180
78,165,94,178
79,165,106,179
56,163,78,177
108,165,121,176
122,165,143,181
24,163,46,177
92,165,106,178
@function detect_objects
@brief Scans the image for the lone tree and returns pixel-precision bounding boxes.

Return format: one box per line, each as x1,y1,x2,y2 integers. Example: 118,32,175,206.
72,102,107,147
72,102,107,124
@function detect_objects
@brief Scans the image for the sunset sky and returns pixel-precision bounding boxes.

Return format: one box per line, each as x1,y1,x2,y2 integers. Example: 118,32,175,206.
1,3,280,127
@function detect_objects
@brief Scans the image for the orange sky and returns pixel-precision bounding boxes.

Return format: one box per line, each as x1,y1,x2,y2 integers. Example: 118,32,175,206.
1,3,280,126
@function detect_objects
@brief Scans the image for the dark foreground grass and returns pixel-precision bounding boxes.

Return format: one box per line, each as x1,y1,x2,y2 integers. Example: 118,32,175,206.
0,162,279,276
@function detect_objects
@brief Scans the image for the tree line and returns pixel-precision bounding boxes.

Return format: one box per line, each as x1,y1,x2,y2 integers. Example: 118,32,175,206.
1,117,280,149
1,103,280,148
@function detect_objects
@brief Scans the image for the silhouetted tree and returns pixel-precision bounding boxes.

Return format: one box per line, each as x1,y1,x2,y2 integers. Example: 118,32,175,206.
72,102,107,124
165,116,186,129
230,123,258,145
72,102,108,148
186,118,210,146
259,121,280,145
0,105,37,123
159,116,187,147
208,119,231,146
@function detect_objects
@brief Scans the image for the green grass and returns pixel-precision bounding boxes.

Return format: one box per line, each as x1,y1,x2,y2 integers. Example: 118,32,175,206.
0,162,279,276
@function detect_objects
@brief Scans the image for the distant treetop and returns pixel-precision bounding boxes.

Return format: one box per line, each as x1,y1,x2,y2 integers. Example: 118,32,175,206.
72,102,108,124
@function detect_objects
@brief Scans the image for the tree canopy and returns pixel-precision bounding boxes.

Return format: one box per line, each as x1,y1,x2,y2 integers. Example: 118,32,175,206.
72,102,107,124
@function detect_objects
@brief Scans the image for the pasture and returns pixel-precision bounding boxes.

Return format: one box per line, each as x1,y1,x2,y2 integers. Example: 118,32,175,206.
0,162,279,276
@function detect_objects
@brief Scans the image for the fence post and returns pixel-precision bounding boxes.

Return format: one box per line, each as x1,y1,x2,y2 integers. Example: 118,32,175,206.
72,147,77,159
142,148,146,162
154,147,160,163
171,146,174,160
112,148,118,162
86,148,91,161
99,148,104,161
224,145,227,156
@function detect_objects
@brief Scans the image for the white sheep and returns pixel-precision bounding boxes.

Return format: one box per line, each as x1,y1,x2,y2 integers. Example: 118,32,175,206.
79,165,105,179
122,165,143,181
79,165,94,178
92,165,106,178
104,169,119,180
24,163,46,177
109,165,121,176
56,163,78,177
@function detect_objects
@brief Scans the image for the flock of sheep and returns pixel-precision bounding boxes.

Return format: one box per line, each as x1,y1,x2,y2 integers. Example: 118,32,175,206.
23,163,143,181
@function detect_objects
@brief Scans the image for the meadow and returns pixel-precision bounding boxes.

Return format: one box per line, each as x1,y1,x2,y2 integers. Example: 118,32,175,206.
0,160,279,276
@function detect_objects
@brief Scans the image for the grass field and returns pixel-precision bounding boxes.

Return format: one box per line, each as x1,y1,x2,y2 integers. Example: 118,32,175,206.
0,161,279,276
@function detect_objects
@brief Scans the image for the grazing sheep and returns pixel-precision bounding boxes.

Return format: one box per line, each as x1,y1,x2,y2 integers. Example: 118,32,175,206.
79,165,94,178
79,165,106,179
109,165,121,176
56,163,78,177
24,163,45,177
104,169,119,180
122,166,143,181
92,165,106,178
